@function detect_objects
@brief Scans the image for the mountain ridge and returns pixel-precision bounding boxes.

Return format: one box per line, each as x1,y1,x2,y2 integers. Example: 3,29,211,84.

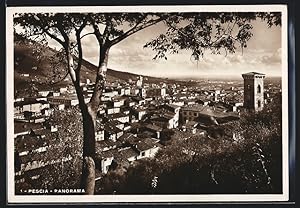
13,35,168,97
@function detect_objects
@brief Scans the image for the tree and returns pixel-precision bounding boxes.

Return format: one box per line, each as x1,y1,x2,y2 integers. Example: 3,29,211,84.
14,11,281,194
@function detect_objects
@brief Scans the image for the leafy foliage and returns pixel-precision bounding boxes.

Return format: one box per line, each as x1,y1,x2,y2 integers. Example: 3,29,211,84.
144,12,281,61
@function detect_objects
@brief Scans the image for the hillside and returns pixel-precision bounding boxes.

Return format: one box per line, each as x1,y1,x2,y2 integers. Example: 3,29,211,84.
13,35,168,98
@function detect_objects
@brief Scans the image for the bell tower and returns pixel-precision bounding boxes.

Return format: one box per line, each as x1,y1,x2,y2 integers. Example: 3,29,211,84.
242,72,265,111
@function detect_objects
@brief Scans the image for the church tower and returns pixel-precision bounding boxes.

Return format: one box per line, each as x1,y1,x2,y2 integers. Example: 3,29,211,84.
242,72,265,111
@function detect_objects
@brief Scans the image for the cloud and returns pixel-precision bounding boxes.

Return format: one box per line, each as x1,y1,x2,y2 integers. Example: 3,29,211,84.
260,48,281,64
43,19,281,78
227,54,245,64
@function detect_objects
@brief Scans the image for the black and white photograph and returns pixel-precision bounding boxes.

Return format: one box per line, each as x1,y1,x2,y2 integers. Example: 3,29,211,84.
6,5,289,203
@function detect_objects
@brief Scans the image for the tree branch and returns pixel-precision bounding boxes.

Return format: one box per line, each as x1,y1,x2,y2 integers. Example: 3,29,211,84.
33,15,65,46
110,16,165,46
75,29,84,74
89,16,104,46
43,27,65,46
80,32,95,40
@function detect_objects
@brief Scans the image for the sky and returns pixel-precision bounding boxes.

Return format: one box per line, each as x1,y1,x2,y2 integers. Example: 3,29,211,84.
46,15,282,79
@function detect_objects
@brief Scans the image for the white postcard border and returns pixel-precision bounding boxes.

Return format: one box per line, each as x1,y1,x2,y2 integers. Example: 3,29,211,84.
6,5,289,203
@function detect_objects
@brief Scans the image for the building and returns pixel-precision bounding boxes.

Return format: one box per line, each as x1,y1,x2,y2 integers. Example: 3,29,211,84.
242,72,265,111
135,138,160,160
104,124,123,142
47,95,79,107
180,104,210,123
106,107,121,115
132,107,147,121
14,99,50,114
136,76,143,88
111,97,125,108
109,112,130,124
142,124,163,139
95,120,105,141
96,151,114,174
146,88,167,98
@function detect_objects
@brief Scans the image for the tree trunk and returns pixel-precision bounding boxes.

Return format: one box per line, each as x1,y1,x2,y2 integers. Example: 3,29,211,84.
65,45,98,195
65,41,110,194
80,106,96,194
82,156,95,195
80,46,110,194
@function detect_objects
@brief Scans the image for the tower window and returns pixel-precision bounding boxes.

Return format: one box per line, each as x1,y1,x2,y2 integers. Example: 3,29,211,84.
257,85,261,93
258,100,261,108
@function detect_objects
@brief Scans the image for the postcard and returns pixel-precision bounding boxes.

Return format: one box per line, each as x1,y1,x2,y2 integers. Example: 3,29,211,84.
6,4,289,203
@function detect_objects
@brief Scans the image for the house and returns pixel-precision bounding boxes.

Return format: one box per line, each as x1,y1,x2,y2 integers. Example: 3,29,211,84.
120,106,131,115
84,96,91,104
142,123,163,139
96,139,119,152
131,96,147,106
96,146,139,174
163,104,181,114
145,88,167,98
120,133,160,159
30,127,57,140
123,123,132,131
180,104,210,123
170,100,185,106
106,120,124,130
182,121,199,134
161,104,181,128
15,129,52,158
21,73,29,77
130,88,140,96
95,134,161,174
97,106,106,115
59,87,68,94
95,120,105,141
124,97,137,107
14,99,50,115
104,124,123,142
47,95,79,107
109,112,130,123
124,87,131,95
38,90,50,97
95,150,115,174
111,97,125,108
102,88,119,98
116,147,138,163
101,95,112,101
106,106,121,115
139,88,147,98
14,122,44,138
173,93,187,100
184,99,197,105
47,91,60,97
44,123,58,133
17,152,72,173
150,113,178,129
132,107,147,120
118,133,137,145
135,137,160,160
117,88,125,96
